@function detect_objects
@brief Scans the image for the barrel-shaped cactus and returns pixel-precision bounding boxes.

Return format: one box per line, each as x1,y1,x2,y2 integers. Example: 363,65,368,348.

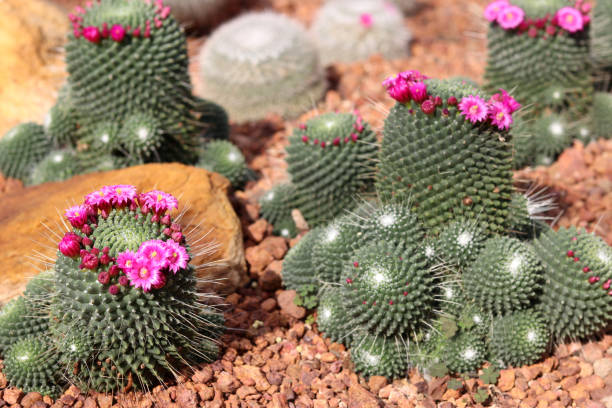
197,140,249,188
0,123,51,181
259,184,299,238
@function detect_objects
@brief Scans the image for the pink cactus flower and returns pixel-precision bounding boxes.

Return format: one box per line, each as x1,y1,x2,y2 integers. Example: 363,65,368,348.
110,24,126,42
59,233,81,257
165,240,189,273
360,13,373,28
409,82,428,103
139,190,179,214
127,258,163,292
399,70,424,82
489,102,513,130
117,250,138,272
490,89,521,114
80,252,99,270
484,0,509,22
138,240,170,269
382,75,411,103
64,204,89,228
108,184,137,206
459,95,489,123
496,5,525,29
556,7,584,33
83,26,101,43
160,6,171,19
85,187,113,211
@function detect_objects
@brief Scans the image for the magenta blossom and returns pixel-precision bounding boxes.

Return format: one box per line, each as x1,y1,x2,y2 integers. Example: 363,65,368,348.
484,0,509,22
489,102,513,130
459,95,489,123
496,5,525,29
360,13,373,28
409,82,428,103
116,250,138,272
499,89,521,113
110,24,126,42
165,240,189,274
82,26,101,43
139,190,179,214
85,188,113,211
556,7,584,33
126,258,163,292
107,184,137,206
59,233,81,257
138,240,169,269
64,204,89,228
382,75,411,103
399,70,424,82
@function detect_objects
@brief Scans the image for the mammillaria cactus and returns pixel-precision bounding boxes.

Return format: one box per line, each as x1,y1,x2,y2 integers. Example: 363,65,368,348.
197,140,249,188
435,218,488,269
259,184,299,238
0,185,224,394
376,73,516,235
198,12,326,122
311,0,411,65
444,332,487,374
286,112,378,227
44,85,78,147
591,0,612,73
27,149,78,186
506,189,555,238
316,287,354,344
0,123,51,181
281,228,324,308
463,236,542,315
489,309,550,366
591,92,612,139
349,332,409,378
533,226,612,340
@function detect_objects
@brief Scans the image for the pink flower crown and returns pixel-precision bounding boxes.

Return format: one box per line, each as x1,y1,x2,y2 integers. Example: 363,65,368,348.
58,185,189,294
70,0,172,43
484,0,591,38
382,70,521,131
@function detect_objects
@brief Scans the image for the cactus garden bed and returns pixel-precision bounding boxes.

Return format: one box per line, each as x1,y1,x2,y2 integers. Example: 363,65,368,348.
0,0,611,407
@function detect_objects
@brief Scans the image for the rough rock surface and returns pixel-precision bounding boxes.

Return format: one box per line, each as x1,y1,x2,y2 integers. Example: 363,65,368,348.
0,163,246,302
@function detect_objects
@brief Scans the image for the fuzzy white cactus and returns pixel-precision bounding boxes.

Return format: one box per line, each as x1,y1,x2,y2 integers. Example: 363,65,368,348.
197,11,326,122
311,0,411,65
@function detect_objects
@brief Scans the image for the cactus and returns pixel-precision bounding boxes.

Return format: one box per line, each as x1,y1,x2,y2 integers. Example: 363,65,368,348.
489,310,550,367
198,12,326,122
281,228,324,308
591,92,612,139
506,188,555,238
435,218,488,269
533,226,612,340
341,240,434,337
376,76,514,234
444,332,487,374
197,140,249,188
463,236,543,315
316,287,354,344
531,112,573,159
3,338,63,397
63,0,228,164
349,332,409,378
0,123,51,181
483,0,592,112
591,0,612,73
286,112,378,227
27,149,79,186
163,0,236,30
44,85,78,147
310,0,411,65
457,303,491,338
259,184,299,238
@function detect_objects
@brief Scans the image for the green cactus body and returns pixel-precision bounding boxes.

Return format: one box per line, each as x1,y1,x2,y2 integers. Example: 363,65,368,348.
484,0,592,112
316,287,354,345
197,140,248,188
286,112,378,227
506,191,553,239
27,149,79,186
3,338,63,397
0,297,49,354
65,0,226,164
361,202,425,251
444,331,486,374
310,0,410,65
458,303,491,339
376,79,513,234
510,115,537,169
342,240,433,337
437,273,466,317
349,332,409,379
592,92,612,139
281,228,323,306
435,219,487,269
489,310,550,367
591,0,612,72
198,12,326,122
533,226,612,340
0,123,51,181
463,236,542,315
259,184,299,238
531,113,573,159
44,85,78,147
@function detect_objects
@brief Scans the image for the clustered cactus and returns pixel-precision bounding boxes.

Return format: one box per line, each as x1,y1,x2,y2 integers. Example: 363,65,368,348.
198,12,326,123
0,0,229,186
0,185,224,396
310,0,411,65
279,72,612,380
197,140,250,188
483,0,612,167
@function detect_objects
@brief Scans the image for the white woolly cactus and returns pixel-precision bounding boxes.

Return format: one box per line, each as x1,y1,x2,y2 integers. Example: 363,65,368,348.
163,0,234,30
311,0,411,65
197,12,326,122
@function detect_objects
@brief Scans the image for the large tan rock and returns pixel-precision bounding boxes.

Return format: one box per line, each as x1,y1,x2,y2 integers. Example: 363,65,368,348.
0,163,246,303
0,0,68,136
